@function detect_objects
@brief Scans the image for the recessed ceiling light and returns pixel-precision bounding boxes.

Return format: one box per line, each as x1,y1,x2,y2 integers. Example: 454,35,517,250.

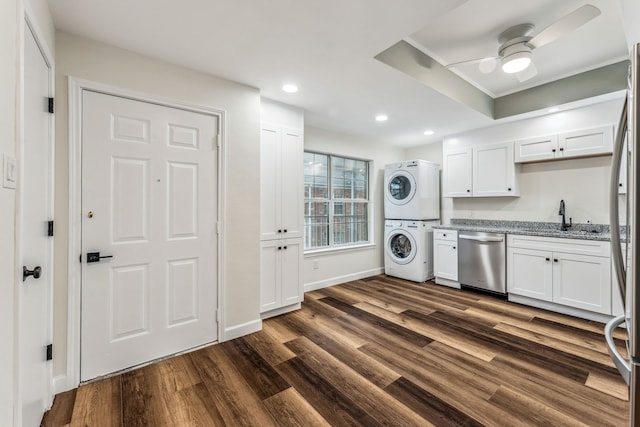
375,114,388,122
282,84,298,93
548,107,560,113
423,130,435,136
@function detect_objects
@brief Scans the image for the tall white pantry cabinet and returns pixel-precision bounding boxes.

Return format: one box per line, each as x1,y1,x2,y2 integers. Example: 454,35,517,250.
260,101,304,318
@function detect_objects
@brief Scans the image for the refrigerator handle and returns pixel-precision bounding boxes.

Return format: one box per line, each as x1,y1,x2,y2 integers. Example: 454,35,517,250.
610,97,628,303
605,314,631,386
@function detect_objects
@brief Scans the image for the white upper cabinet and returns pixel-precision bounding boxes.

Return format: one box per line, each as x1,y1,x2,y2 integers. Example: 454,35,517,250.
443,141,518,198
514,134,559,163
473,142,518,197
443,147,472,197
515,125,613,164
260,124,303,240
559,125,613,158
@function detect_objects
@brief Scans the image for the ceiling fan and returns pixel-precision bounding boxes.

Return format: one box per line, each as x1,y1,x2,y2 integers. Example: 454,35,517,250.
445,4,601,81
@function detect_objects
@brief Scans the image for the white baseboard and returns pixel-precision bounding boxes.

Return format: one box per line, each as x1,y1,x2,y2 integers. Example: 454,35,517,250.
222,318,262,342
52,374,70,395
508,294,613,323
261,302,302,320
304,267,384,292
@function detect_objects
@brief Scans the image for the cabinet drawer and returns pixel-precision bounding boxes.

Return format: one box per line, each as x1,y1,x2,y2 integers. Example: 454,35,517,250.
434,229,457,241
507,234,610,257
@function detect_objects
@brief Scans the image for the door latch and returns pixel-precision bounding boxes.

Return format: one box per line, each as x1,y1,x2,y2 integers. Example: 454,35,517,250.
86,252,113,263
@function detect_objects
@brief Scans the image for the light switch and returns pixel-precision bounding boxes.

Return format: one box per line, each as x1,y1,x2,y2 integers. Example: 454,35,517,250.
3,154,16,189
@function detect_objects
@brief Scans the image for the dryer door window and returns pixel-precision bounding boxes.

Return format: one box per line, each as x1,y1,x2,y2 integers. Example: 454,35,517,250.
388,231,416,264
387,171,416,205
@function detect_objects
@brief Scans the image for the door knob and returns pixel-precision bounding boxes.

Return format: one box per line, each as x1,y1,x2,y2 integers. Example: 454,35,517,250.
23,266,42,282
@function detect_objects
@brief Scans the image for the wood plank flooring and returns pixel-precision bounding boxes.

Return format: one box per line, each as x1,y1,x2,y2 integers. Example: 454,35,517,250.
42,275,630,426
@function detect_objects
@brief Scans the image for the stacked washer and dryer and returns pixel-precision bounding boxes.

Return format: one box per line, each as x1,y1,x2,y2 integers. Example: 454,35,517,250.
384,160,440,282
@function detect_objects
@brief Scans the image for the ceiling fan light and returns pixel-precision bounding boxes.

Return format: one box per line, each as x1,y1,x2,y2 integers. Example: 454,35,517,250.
501,51,532,74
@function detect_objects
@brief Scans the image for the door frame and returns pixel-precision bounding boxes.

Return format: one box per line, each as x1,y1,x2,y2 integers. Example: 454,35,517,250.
14,8,55,424
66,77,226,389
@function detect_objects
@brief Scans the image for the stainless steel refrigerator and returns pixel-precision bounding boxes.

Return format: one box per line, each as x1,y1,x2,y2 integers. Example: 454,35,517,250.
607,42,640,425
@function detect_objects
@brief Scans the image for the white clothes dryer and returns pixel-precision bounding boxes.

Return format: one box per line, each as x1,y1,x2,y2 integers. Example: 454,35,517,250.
384,219,439,282
384,159,440,220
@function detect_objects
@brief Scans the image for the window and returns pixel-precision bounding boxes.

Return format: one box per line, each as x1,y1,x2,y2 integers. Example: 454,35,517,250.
304,152,369,251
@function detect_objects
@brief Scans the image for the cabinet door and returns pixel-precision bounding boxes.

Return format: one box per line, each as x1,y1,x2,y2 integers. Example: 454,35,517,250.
558,125,613,159
434,240,458,281
507,248,553,301
260,125,282,240
473,142,517,197
552,253,611,315
260,240,281,312
514,135,558,163
280,129,303,239
281,238,302,306
443,148,472,197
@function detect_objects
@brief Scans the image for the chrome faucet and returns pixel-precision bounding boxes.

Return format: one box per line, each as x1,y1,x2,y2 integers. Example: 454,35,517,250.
559,199,572,231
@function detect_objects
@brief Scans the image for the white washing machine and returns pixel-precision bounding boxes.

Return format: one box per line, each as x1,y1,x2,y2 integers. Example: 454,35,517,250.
384,219,439,282
384,159,440,220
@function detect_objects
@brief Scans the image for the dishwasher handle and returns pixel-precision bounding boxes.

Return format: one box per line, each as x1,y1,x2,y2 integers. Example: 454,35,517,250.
458,234,504,242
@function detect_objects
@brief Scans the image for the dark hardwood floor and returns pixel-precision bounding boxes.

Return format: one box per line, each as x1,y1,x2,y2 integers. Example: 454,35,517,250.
42,275,629,426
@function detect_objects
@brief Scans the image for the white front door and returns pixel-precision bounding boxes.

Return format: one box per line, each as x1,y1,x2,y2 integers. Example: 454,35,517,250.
80,90,219,381
20,23,53,426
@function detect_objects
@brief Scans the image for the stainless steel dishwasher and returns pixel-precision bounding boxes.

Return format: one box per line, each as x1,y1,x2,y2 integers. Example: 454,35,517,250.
458,231,506,295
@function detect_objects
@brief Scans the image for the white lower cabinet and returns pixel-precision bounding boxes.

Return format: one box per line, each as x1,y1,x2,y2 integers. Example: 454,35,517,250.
260,238,303,316
552,252,611,314
507,235,612,315
433,230,459,287
507,247,553,301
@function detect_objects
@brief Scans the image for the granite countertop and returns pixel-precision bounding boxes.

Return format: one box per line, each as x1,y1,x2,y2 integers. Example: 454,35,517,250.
433,219,615,242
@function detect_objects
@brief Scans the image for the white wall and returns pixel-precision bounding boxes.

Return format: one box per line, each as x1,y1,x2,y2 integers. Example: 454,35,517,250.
302,126,405,290
53,32,262,380
420,97,624,225
261,98,304,129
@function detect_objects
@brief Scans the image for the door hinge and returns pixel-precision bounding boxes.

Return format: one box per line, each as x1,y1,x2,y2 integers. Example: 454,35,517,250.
215,134,221,149
47,220,54,237
48,97,54,114
46,344,53,361
216,221,220,234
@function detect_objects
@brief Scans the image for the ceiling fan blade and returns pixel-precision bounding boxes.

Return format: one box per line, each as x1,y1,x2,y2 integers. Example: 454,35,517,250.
516,62,538,82
445,56,499,69
528,4,601,49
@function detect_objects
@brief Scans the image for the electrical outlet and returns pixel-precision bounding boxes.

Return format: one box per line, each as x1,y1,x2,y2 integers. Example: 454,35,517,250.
3,154,16,190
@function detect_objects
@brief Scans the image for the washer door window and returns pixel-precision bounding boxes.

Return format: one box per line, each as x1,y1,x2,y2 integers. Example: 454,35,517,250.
387,171,416,205
387,230,416,264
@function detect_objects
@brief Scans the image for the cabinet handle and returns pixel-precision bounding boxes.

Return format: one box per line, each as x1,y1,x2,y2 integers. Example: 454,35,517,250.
620,183,624,187
552,149,556,153
277,246,282,250
284,246,287,250
466,189,471,193
277,229,282,233
508,188,512,191
284,229,288,233
452,246,456,250
559,147,564,151
554,258,558,263
545,257,550,261
443,233,447,237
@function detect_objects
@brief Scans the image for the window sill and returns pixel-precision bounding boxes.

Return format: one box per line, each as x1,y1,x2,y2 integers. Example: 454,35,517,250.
304,242,376,257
